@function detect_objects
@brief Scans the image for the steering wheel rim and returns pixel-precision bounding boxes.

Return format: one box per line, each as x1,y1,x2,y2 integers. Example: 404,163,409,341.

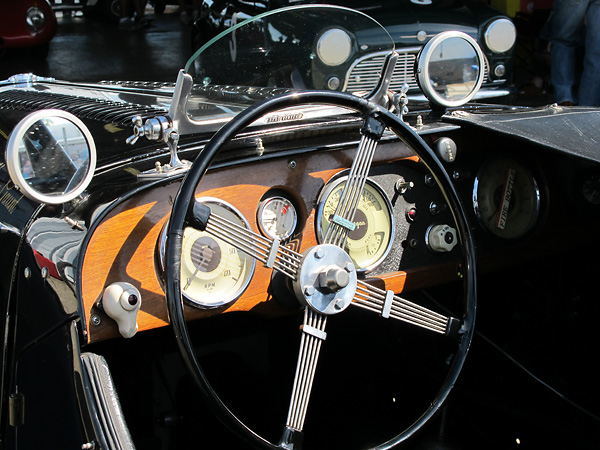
165,90,477,449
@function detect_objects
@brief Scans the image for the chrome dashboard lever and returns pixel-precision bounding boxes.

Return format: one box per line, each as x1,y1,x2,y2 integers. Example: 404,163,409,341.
391,83,410,122
127,115,192,179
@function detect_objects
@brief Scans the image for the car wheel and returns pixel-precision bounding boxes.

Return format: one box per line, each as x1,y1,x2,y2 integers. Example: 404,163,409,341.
102,0,121,22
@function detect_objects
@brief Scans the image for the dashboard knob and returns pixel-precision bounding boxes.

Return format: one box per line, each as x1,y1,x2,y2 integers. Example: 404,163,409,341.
435,137,457,163
426,224,458,253
102,282,142,338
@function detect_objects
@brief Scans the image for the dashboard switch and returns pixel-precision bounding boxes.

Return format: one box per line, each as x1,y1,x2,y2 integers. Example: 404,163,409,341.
426,224,458,253
435,137,457,163
102,282,142,338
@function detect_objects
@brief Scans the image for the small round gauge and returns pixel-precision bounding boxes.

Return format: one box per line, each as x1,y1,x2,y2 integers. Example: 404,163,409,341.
316,177,394,272
473,158,541,239
257,196,297,240
159,198,255,309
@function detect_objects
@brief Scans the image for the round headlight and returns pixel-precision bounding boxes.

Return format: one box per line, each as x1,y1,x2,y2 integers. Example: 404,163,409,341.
316,28,352,66
26,7,46,32
485,18,516,53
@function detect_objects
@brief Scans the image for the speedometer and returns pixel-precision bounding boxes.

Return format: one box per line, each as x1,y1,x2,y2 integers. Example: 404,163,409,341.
316,177,394,272
159,198,255,309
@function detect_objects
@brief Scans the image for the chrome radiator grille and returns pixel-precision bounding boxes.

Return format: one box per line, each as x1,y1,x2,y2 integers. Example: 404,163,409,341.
344,49,490,94
0,90,167,125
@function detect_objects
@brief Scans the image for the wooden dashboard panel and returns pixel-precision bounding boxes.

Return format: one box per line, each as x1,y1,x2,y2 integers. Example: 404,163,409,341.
81,142,448,343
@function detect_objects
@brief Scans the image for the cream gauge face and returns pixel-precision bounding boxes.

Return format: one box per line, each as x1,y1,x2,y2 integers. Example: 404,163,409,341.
160,198,255,309
316,177,394,272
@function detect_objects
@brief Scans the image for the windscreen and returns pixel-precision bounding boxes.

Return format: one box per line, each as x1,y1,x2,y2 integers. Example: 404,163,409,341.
184,5,394,97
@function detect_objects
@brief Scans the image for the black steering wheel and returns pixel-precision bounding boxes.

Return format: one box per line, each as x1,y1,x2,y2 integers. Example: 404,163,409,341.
165,90,477,449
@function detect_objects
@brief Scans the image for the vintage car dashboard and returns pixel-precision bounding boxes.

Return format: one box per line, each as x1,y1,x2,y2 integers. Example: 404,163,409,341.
77,105,600,344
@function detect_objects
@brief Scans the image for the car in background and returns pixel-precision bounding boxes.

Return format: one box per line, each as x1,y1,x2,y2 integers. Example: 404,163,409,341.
0,0,57,59
193,0,516,100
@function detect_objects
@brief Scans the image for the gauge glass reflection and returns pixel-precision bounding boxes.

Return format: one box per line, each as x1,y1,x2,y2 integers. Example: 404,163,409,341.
160,199,255,309
316,177,394,272
257,196,297,240
473,158,540,239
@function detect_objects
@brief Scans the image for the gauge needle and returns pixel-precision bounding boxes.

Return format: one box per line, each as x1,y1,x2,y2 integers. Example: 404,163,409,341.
184,244,212,290
496,167,516,230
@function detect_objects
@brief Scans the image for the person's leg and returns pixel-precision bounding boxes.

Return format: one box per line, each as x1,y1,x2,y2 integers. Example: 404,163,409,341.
579,0,600,105
551,0,588,103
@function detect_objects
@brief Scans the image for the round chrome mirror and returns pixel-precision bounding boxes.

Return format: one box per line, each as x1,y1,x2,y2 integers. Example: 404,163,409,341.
5,109,96,204
416,31,485,108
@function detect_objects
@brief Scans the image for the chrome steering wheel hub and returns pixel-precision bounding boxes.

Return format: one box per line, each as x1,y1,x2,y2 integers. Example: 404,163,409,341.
292,244,357,315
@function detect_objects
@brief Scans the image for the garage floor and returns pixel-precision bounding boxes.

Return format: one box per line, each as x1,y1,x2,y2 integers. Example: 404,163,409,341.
0,6,188,84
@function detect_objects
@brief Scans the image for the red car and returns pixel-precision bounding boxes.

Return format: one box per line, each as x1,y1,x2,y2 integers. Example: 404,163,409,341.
0,0,57,59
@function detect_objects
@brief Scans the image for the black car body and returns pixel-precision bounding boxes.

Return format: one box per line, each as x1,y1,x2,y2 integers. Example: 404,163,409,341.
0,5,598,450
194,0,516,100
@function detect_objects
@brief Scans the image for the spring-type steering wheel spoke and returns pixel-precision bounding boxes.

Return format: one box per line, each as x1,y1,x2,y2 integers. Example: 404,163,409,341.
353,280,453,335
276,115,387,440
285,308,328,432
324,115,385,248
188,201,302,279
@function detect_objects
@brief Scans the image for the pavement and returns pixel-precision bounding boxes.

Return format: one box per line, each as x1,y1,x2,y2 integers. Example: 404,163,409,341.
0,6,189,84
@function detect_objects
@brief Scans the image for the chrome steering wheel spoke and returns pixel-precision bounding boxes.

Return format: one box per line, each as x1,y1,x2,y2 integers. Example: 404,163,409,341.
187,201,302,279
279,115,385,438
353,280,455,335
324,115,385,248
285,308,328,433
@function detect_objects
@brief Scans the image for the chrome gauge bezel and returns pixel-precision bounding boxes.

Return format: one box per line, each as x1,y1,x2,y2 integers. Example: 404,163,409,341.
257,195,298,241
472,158,541,239
316,175,394,273
159,197,256,309
5,109,97,204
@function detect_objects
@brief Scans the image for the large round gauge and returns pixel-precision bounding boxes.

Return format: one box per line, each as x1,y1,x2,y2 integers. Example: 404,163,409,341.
316,177,394,272
473,158,541,239
159,198,255,309
257,196,297,240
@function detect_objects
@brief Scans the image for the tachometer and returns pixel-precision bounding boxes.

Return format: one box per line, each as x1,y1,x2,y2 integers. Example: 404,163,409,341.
473,158,540,239
316,177,394,272
159,198,255,309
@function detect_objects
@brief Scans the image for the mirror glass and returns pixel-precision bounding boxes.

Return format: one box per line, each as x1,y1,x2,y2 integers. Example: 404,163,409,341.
6,110,96,204
416,31,484,108
428,37,480,102
18,117,90,195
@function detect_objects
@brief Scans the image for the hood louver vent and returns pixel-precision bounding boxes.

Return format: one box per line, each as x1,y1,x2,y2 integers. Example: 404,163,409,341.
0,90,168,125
